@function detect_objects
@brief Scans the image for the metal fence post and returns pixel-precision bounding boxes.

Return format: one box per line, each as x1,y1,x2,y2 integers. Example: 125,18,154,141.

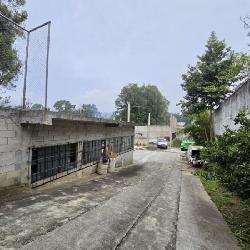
23,31,30,109
45,22,51,111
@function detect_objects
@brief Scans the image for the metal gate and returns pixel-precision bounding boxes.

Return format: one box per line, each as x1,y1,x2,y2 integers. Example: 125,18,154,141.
81,140,104,166
30,136,134,187
31,143,77,187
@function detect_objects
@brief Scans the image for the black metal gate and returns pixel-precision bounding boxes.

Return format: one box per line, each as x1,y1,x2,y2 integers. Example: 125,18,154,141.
82,140,104,165
30,136,134,187
31,143,77,187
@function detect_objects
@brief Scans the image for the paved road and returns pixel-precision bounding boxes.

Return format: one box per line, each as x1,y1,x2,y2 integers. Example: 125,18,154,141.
0,149,240,249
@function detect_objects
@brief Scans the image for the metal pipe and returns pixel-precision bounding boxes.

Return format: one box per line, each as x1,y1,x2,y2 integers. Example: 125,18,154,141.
127,102,130,122
170,114,172,147
29,21,51,33
147,113,150,145
22,32,30,109
44,22,51,110
0,12,29,32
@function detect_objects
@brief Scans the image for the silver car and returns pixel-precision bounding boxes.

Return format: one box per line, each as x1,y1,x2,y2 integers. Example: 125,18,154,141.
157,138,168,149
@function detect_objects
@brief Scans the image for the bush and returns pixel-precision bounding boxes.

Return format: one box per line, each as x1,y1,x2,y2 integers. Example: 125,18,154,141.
202,109,250,200
184,111,210,145
172,138,181,148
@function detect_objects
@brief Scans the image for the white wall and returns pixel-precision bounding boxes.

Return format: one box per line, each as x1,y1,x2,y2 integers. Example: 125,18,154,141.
135,125,171,144
213,81,250,135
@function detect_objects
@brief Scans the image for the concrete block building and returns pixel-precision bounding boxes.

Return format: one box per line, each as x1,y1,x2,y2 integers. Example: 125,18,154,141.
213,80,250,135
0,108,134,188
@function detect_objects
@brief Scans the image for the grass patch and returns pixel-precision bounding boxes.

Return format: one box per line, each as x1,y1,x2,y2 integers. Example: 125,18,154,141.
196,170,250,250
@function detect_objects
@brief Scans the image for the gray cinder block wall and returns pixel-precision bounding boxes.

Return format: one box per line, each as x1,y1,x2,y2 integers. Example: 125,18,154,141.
0,109,29,188
0,108,134,189
213,81,250,135
135,125,176,144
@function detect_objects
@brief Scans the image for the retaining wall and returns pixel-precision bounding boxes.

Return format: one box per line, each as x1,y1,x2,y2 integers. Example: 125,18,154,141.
213,81,250,135
135,125,172,144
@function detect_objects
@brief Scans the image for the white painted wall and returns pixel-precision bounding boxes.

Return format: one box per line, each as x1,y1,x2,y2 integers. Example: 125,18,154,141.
213,81,250,135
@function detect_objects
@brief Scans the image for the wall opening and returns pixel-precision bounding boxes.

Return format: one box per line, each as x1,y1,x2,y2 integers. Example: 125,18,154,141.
106,136,134,154
31,143,77,186
82,140,104,166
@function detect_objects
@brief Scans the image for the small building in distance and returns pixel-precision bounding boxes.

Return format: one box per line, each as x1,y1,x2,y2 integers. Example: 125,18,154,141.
0,108,134,188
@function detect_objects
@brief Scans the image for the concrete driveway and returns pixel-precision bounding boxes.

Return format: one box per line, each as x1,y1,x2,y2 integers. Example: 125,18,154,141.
0,149,240,249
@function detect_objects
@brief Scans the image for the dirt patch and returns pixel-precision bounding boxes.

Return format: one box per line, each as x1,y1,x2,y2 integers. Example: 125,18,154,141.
115,164,144,178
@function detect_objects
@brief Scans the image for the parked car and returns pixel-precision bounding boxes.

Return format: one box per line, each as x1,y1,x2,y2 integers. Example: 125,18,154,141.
149,139,157,145
187,145,204,167
157,138,168,149
180,138,194,151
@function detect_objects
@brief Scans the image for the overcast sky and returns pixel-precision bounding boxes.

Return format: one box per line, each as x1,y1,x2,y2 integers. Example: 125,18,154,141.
24,0,250,113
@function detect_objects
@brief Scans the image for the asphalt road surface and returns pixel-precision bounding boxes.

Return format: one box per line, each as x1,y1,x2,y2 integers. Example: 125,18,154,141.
0,149,240,250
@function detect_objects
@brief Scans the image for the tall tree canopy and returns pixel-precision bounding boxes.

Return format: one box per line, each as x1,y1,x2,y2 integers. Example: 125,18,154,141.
31,103,43,110
184,111,211,145
53,100,75,112
80,104,98,117
179,31,244,138
241,14,250,45
0,0,27,88
115,83,170,125
171,112,192,125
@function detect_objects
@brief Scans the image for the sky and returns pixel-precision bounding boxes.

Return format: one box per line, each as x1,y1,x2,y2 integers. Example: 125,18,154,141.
23,0,250,113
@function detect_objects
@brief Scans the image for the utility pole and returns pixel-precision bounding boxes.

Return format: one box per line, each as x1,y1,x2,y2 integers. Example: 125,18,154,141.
147,113,150,144
23,31,30,109
169,114,172,148
44,21,51,110
127,102,131,122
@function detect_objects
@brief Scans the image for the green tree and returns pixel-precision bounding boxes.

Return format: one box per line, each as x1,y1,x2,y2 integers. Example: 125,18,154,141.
202,109,250,199
234,53,250,80
53,100,75,112
180,32,243,138
0,88,10,106
241,14,250,46
80,104,98,117
31,103,43,110
184,111,210,145
172,112,192,125
0,0,27,88
115,83,170,125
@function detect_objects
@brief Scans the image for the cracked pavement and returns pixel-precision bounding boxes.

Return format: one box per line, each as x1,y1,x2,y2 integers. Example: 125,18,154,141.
0,150,240,250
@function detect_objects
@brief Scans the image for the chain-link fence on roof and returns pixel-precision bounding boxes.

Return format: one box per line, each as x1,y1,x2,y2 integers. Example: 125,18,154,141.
0,13,50,110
